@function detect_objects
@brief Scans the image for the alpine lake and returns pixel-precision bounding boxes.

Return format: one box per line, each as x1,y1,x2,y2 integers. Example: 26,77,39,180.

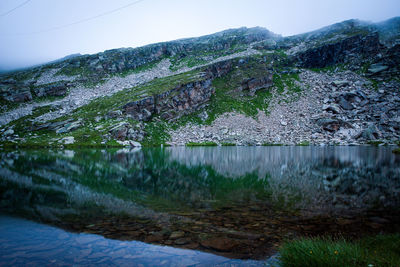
0,146,399,266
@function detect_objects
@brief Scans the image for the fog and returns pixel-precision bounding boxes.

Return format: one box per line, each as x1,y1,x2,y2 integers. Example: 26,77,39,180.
0,0,399,71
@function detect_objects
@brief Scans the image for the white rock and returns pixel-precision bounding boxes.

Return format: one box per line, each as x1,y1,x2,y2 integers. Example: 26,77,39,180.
59,136,75,144
4,129,14,136
130,141,142,147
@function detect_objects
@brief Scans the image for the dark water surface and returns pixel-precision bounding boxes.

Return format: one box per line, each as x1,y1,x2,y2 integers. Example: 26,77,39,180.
0,146,399,264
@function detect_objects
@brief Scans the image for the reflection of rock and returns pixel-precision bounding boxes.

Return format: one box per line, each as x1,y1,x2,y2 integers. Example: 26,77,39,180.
167,146,400,211
1,146,399,219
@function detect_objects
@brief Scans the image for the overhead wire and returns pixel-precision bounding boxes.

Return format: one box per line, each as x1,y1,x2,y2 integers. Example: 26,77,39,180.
1,0,146,36
0,0,32,17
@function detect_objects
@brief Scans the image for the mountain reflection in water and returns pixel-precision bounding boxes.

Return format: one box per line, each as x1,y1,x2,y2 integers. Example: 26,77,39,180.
0,146,399,260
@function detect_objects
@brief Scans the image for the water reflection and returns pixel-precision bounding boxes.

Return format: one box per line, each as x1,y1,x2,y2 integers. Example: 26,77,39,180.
0,215,268,266
0,146,399,260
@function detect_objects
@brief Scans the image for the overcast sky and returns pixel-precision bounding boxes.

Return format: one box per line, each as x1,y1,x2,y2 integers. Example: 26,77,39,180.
0,0,399,71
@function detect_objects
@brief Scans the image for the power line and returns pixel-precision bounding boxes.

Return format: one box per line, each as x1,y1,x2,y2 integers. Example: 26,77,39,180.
2,0,146,36
0,0,32,17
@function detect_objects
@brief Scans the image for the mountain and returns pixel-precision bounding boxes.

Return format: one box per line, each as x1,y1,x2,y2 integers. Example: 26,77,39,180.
0,17,399,147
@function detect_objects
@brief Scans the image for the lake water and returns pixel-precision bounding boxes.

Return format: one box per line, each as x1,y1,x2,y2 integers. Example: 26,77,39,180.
0,146,399,265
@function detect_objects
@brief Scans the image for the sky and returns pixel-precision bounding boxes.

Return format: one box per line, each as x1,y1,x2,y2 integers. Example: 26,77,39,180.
0,0,399,71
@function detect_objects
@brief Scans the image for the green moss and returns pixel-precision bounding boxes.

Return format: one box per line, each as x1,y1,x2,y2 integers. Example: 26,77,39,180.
279,234,400,267
186,141,218,146
142,120,171,146
201,57,274,123
297,141,310,146
221,142,236,146
273,72,301,94
393,148,400,154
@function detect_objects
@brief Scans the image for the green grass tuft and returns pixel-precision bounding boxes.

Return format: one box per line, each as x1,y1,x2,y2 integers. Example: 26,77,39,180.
221,142,236,146
186,141,218,146
297,141,310,146
279,234,400,267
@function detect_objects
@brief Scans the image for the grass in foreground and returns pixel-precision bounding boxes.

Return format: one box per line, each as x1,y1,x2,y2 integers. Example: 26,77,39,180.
279,234,400,267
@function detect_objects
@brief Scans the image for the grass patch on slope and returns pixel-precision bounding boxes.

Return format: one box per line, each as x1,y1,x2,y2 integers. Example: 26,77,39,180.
279,234,400,267
173,57,275,127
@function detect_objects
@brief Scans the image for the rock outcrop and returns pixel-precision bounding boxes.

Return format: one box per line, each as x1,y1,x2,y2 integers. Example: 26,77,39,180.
33,81,70,98
122,60,234,122
239,75,273,96
293,33,382,68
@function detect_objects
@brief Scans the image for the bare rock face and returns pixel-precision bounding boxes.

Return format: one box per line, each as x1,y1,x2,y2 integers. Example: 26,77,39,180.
293,33,382,68
122,79,215,122
0,79,33,103
3,90,32,102
239,74,273,96
33,81,70,98
122,60,236,122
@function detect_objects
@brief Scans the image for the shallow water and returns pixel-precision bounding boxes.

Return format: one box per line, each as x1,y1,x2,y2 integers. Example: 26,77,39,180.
0,146,399,262
0,215,270,266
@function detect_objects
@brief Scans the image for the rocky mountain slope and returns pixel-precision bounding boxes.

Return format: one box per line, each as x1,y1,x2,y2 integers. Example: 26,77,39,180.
0,17,399,147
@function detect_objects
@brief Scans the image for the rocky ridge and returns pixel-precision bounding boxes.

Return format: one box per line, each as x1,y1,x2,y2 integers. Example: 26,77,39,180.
0,18,399,146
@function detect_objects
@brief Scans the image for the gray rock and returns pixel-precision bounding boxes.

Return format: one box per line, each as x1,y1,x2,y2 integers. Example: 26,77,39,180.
109,122,130,140
368,64,388,74
4,129,14,136
4,90,32,103
332,80,349,87
106,110,122,119
59,136,75,144
34,81,69,98
356,124,380,140
338,97,353,110
55,120,82,134
322,104,341,114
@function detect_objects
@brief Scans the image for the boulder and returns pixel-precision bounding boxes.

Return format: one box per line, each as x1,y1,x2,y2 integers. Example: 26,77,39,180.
322,104,341,114
109,122,130,140
331,80,350,87
338,96,354,110
368,63,389,74
33,81,69,98
239,74,273,96
3,90,32,103
59,136,75,145
355,124,380,140
106,110,122,119
4,129,14,136
55,120,82,134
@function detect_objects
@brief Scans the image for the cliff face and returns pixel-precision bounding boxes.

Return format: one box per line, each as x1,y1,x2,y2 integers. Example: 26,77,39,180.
293,33,382,68
0,18,399,147
122,60,237,122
